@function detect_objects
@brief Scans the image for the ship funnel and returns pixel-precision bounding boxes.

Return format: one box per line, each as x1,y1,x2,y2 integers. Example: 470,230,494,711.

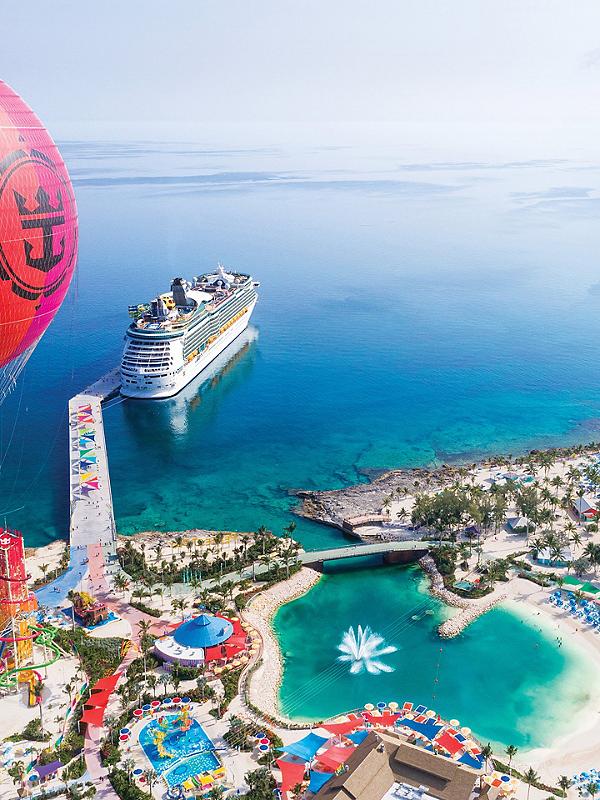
171,277,191,307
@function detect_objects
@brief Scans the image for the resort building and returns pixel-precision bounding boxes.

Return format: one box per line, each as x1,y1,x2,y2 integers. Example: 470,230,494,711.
312,731,480,800
153,612,248,667
535,547,572,567
572,496,598,521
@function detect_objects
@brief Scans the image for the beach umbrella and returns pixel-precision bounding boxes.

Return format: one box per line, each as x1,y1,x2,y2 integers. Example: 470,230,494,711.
425,710,436,718
255,732,266,740
460,727,471,737
388,702,398,711
449,719,460,728
377,702,386,710
364,703,374,711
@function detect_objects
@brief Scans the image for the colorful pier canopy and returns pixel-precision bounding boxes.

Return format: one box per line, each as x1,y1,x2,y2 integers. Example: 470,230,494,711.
275,758,307,792
277,732,328,761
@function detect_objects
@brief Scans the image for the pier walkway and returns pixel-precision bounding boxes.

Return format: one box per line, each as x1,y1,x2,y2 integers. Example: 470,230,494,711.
36,369,121,608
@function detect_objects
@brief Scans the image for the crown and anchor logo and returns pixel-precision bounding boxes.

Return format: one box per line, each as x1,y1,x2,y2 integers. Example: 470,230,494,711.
0,148,77,301
0,533,14,549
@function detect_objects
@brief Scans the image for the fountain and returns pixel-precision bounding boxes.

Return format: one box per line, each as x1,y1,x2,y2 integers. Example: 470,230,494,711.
337,625,397,675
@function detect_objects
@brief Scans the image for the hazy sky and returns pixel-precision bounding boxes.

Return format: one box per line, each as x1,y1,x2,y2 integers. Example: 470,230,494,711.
3,1,600,152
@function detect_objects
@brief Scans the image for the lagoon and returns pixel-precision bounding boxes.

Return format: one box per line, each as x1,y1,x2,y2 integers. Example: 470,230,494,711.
274,565,594,750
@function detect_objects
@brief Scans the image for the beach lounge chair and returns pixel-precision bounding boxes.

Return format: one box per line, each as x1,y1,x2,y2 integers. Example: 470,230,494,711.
414,704,427,714
402,702,413,713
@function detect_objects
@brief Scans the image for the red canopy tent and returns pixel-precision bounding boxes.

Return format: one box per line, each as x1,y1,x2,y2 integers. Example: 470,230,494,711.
81,707,105,726
322,720,361,736
434,731,464,757
276,758,307,792
363,712,400,727
314,746,356,772
92,673,121,692
85,690,112,708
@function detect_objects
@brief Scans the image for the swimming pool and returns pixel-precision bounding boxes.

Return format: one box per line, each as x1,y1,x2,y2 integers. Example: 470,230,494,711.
139,714,220,785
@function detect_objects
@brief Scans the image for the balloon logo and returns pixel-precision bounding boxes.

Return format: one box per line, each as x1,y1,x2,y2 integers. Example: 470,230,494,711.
0,81,78,398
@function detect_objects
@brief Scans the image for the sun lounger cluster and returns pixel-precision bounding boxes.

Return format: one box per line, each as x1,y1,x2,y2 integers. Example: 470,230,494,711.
549,590,600,628
181,765,225,793
571,769,600,793
73,403,100,495
275,701,487,796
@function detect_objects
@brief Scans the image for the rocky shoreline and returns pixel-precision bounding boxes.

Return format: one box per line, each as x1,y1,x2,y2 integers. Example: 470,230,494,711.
243,567,322,724
419,555,507,638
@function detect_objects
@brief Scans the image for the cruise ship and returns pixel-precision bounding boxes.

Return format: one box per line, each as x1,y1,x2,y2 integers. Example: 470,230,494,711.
120,265,259,398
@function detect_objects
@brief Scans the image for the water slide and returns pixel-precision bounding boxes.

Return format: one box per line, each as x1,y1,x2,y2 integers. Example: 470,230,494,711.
0,623,62,693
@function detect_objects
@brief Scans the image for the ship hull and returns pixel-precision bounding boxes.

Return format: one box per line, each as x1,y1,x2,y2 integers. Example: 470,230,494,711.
120,297,257,399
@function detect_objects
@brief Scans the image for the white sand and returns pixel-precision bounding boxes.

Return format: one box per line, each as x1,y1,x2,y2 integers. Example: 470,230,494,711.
499,578,600,782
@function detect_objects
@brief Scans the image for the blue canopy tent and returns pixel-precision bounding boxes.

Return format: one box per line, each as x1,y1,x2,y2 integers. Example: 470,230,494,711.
346,730,369,746
399,719,443,740
277,732,328,761
308,770,334,793
458,752,484,770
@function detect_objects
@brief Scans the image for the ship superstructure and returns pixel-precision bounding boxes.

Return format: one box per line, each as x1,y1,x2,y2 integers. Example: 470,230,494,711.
120,265,258,398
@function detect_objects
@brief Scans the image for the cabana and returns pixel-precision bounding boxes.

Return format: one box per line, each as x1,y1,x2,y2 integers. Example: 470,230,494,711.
506,517,532,534
573,496,598,521
278,732,328,761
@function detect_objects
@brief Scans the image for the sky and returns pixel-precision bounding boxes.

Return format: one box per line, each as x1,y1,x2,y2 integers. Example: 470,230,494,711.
2,1,600,153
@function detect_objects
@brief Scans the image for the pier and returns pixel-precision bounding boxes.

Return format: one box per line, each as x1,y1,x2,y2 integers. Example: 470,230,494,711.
36,369,122,607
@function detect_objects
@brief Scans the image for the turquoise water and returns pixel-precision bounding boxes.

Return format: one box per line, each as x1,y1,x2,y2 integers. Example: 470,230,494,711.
2,137,600,547
139,715,219,784
274,565,594,749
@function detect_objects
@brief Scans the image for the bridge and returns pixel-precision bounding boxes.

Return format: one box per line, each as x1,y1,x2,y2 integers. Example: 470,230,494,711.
299,540,433,570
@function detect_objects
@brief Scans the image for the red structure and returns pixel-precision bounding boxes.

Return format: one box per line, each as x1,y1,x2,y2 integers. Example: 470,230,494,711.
0,529,37,628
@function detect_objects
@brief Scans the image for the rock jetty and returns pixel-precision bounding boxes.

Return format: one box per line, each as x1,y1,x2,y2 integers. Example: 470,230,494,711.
419,555,507,638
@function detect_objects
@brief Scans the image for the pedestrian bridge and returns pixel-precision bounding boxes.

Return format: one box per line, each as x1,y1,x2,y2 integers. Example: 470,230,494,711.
299,540,433,571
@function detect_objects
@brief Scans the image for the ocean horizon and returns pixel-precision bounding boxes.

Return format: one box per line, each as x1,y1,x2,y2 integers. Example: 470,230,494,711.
1,133,600,549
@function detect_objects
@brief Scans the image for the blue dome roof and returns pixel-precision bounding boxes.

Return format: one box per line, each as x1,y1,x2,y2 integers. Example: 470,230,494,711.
172,614,233,649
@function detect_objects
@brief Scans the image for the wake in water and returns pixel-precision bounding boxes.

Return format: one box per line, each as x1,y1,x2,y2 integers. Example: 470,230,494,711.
337,624,397,675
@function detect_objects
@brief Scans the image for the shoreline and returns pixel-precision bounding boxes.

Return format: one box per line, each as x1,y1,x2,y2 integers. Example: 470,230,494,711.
497,579,600,781
244,567,322,725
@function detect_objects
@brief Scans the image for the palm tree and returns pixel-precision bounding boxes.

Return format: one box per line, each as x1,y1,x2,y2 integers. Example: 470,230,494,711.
255,525,269,556
146,674,158,698
39,563,50,583
504,744,518,776
557,776,571,796
144,768,158,797
113,573,130,596
522,767,539,800
586,782,598,800
137,619,153,679
480,743,493,774
158,673,170,694
122,758,135,780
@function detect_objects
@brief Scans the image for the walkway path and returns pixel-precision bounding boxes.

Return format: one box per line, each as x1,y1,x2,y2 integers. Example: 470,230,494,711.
36,370,120,609
300,539,432,565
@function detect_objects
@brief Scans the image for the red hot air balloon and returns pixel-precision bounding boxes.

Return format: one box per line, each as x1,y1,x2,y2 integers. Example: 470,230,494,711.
0,80,78,399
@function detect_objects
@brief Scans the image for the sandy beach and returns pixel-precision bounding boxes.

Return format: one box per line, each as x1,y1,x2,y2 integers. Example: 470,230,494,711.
499,577,600,782
244,567,322,724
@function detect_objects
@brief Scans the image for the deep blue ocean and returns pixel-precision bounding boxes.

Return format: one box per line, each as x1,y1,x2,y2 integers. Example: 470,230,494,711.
2,136,600,548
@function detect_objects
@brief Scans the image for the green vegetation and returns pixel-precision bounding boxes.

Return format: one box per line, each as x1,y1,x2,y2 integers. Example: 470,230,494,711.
63,755,86,780
243,767,277,799
109,768,149,800
52,626,124,682
129,599,161,617
492,758,565,797
5,716,50,742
